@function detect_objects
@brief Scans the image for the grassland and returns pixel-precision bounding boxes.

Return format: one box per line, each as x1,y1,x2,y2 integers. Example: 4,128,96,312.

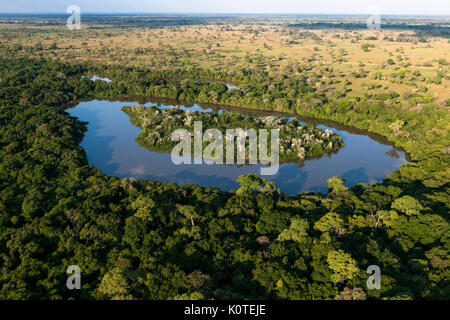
1,15,449,107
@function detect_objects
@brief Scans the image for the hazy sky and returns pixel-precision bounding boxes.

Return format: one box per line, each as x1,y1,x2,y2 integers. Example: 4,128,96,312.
1,0,449,15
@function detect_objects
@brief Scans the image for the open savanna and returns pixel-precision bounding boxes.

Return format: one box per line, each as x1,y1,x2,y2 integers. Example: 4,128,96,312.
1,18,449,107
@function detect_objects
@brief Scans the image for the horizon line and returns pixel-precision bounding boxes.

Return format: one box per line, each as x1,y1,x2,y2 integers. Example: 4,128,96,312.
1,12,450,17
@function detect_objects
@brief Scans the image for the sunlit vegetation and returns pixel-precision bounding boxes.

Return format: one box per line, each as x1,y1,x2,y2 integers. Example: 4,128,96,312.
0,15,448,300
122,105,344,162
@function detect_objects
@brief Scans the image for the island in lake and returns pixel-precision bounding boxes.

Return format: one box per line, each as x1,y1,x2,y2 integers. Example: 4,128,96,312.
122,105,344,163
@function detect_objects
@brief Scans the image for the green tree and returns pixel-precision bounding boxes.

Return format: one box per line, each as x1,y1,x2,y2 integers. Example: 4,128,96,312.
97,268,134,300
391,196,423,216
278,217,309,242
327,176,348,193
179,205,200,226
237,174,280,194
314,212,346,236
327,250,360,283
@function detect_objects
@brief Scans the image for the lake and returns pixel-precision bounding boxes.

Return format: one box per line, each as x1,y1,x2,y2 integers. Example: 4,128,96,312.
67,98,407,195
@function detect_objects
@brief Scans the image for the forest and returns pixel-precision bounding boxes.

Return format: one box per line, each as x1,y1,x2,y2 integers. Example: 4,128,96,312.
0,15,448,301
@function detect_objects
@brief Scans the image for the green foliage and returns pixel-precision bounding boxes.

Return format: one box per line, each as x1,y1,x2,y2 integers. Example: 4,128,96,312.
278,217,309,242
391,196,423,215
237,174,280,194
123,105,344,163
326,250,360,283
256,210,291,236
314,212,347,236
0,56,448,301
327,176,349,193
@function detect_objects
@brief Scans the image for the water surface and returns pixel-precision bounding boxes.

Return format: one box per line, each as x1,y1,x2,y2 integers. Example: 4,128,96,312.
67,99,407,195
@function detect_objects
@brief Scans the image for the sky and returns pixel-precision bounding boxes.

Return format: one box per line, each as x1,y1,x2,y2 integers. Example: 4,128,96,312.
0,0,449,15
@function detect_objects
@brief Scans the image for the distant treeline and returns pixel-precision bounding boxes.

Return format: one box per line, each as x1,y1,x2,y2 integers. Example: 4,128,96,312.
0,14,282,28
288,22,450,37
0,14,217,28
2,14,448,36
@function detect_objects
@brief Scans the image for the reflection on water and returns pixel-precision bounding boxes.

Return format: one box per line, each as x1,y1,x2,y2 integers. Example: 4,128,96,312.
67,99,407,195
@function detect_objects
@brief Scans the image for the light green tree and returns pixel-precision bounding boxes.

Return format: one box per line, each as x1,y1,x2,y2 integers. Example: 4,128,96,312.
278,217,309,242
327,250,360,283
131,195,155,221
314,212,347,236
389,119,405,136
370,210,399,228
391,196,423,216
327,176,348,193
97,268,133,300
